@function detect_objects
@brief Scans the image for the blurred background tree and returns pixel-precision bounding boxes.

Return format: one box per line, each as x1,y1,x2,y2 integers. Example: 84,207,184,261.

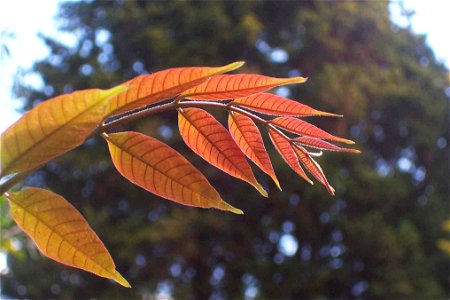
1,0,448,298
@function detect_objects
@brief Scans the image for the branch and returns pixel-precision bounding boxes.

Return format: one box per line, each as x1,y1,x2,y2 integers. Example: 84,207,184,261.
0,99,272,195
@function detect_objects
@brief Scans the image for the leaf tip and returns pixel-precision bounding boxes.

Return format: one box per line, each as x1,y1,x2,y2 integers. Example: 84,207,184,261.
216,201,244,215
328,186,336,196
291,76,308,84
224,61,245,72
272,176,282,191
113,270,131,288
254,183,268,198
317,111,344,118
337,137,356,145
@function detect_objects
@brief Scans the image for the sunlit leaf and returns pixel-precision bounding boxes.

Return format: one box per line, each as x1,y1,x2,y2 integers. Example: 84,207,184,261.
271,117,355,144
106,62,244,116
233,93,340,117
103,131,242,214
268,128,312,185
180,74,307,100
5,187,130,287
293,137,361,153
228,112,280,190
293,145,335,195
1,85,127,177
178,108,267,196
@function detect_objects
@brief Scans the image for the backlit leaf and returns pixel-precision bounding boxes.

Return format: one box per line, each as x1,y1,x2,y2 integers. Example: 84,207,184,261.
106,62,244,116
268,128,312,185
228,112,280,190
1,85,127,177
271,117,355,144
178,108,267,196
180,74,307,100
103,131,242,214
293,145,335,195
233,93,340,117
293,137,361,153
5,187,130,287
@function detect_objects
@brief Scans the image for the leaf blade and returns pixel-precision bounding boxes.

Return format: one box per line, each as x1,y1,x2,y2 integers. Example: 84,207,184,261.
233,93,341,117
104,131,242,214
106,62,244,116
271,117,355,144
181,74,307,100
5,188,130,287
293,145,335,195
1,85,127,177
293,137,361,153
178,108,267,196
228,112,280,190
268,128,312,185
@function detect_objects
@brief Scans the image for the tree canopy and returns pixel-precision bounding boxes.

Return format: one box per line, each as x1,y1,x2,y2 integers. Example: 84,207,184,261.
1,1,448,298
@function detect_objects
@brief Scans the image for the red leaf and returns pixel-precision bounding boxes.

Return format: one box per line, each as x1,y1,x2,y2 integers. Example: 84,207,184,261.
228,112,280,190
104,131,242,214
293,137,361,153
178,108,267,196
271,117,355,144
181,74,307,100
233,93,340,117
268,128,312,185
293,145,335,195
106,62,244,116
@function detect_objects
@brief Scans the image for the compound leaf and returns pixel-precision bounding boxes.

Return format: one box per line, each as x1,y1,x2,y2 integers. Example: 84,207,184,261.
178,108,267,196
1,85,127,177
106,62,244,116
180,74,307,100
5,187,130,287
233,93,340,117
228,112,280,190
103,131,242,214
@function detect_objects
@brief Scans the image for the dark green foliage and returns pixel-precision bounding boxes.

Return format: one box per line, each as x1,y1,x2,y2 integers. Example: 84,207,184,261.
2,1,448,298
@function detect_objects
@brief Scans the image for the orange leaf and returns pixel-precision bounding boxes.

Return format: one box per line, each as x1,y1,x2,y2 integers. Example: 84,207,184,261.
1,85,127,177
180,74,307,100
5,188,130,287
293,137,361,153
228,112,280,190
293,145,335,195
105,62,244,116
103,131,242,214
271,117,355,144
233,93,341,117
268,128,312,185
178,108,267,196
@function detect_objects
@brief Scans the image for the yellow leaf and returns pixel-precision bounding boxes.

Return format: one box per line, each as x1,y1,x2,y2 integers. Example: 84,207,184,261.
5,187,130,287
1,85,127,177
